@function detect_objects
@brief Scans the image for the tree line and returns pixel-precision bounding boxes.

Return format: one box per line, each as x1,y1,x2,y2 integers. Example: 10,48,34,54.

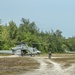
0,18,75,53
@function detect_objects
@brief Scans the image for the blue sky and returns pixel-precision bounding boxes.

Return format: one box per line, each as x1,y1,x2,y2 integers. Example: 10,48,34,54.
0,0,75,38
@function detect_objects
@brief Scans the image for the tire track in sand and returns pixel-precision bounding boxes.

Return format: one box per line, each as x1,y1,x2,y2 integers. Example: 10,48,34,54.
21,57,75,75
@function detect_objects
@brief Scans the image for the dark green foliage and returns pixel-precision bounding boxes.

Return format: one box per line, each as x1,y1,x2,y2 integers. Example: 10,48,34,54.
0,18,75,53
0,24,3,49
9,21,17,39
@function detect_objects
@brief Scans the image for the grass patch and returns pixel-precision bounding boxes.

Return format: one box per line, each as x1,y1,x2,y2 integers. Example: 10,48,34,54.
0,57,40,75
52,53,75,58
51,54,75,69
0,53,11,56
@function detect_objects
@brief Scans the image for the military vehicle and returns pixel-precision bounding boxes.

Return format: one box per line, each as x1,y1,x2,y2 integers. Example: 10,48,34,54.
65,49,75,54
11,44,41,56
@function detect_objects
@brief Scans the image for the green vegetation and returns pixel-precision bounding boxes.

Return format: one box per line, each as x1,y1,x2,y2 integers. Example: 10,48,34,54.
0,18,75,53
